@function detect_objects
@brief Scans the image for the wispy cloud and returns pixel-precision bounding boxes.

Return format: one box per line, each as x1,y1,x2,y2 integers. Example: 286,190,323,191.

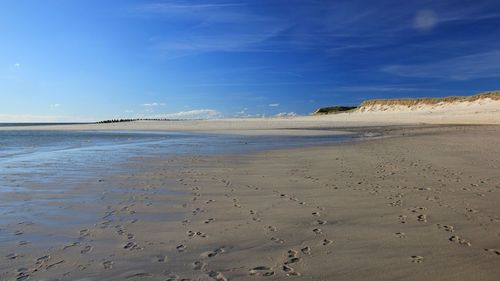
152,109,222,119
335,86,441,92
268,103,279,107
180,81,330,87
133,0,500,60
135,1,289,57
275,112,297,117
50,103,61,108
383,50,500,80
142,102,165,107
136,2,251,24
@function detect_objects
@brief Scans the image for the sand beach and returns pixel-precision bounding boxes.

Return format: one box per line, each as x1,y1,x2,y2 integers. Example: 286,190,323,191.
1,95,500,280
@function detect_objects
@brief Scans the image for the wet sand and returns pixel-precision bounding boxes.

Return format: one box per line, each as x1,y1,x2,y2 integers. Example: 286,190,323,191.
1,125,500,281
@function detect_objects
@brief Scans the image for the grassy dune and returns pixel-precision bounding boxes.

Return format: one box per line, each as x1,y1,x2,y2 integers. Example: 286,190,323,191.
313,91,500,115
358,91,500,108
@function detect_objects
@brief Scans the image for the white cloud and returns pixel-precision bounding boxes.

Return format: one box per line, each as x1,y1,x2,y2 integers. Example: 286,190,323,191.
14,63,21,67
275,112,297,117
142,102,165,107
50,103,61,108
153,109,222,120
237,107,248,115
414,10,437,31
268,103,280,107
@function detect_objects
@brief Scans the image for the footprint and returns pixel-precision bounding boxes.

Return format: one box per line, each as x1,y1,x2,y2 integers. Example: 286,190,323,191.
271,237,284,244
398,215,407,224
81,245,93,254
266,225,277,232
201,247,225,258
249,266,274,276
193,260,206,270
312,228,322,234
14,230,23,236
16,269,30,281
410,256,424,263
417,214,427,222
208,270,228,281
436,224,454,232
282,265,301,277
204,218,215,224
484,248,500,256
103,260,114,270
124,242,140,250
46,260,64,270
176,244,187,253
395,232,407,238
155,255,167,263
449,235,471,246
322,239,333,246
5,253,19,260
312,212,320,217
79,229,90,237
284,257,301,265
36,255,50,265
409,206,427,213
466,208,478,213
287,250,297,258
317,220,327,225
301,246,311,255
63,242,79,250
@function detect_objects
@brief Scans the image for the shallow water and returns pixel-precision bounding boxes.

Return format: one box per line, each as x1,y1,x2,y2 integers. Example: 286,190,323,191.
0,130,358,184
0,130,358,245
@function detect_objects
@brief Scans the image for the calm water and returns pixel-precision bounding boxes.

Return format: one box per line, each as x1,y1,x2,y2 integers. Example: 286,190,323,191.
0,130,359,176
0,130,359,243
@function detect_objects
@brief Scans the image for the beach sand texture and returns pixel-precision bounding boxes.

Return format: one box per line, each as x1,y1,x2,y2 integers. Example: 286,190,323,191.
1,125,499,280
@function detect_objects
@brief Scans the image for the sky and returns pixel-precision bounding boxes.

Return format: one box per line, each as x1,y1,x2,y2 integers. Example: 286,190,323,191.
1,0,500,122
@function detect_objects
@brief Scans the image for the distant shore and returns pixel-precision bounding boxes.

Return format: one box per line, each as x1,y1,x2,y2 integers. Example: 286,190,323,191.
2,92,499,133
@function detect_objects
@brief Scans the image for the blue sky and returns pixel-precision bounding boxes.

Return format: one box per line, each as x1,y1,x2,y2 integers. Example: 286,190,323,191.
1,0,500,121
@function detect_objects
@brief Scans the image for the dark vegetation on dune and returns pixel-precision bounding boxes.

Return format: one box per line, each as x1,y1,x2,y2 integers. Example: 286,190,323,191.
313,106,357,115
313,91,500,115
96,118,182,124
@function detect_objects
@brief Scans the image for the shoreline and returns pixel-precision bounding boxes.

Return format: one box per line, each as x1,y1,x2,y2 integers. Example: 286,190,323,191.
1,125,500,280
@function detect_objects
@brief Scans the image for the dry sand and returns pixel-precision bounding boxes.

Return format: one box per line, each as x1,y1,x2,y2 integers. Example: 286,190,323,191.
1,125,499,281
1,96,499,134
